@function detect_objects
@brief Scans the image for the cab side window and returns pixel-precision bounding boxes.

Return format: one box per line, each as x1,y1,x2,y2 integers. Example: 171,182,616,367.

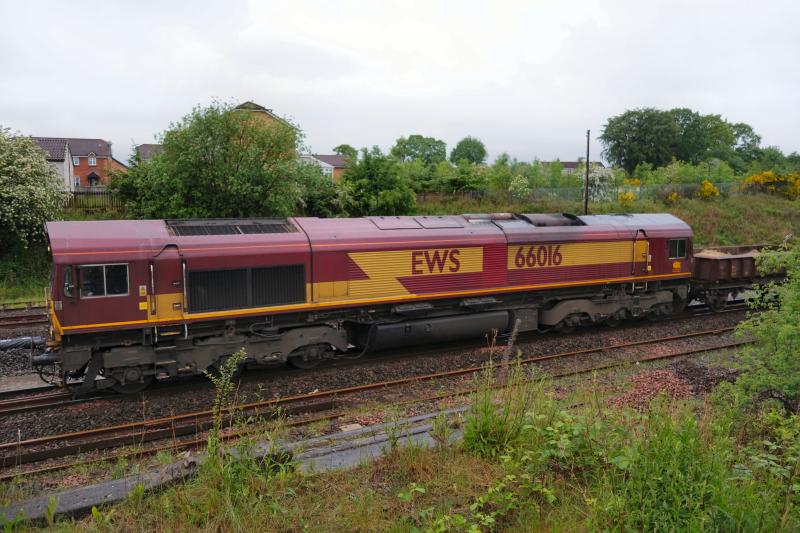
63,268,74,297
668,239,687,259
79,264,129,298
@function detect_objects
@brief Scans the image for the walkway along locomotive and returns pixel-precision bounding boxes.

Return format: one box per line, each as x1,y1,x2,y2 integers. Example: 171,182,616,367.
34,213,698,393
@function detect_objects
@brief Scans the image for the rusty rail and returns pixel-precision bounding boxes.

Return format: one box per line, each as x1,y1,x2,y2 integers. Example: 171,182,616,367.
0,326,743,473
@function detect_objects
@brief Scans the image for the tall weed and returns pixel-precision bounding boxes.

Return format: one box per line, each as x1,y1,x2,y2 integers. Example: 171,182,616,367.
462,362,542,458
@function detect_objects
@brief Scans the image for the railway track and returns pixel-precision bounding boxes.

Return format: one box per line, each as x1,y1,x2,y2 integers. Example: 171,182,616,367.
0,391,103,417
0,302,45,313
0,314,48,330
0,305,747,415
0,325,748,478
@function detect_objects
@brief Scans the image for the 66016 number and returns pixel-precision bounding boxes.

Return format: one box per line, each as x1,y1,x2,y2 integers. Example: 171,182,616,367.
514,245,563,268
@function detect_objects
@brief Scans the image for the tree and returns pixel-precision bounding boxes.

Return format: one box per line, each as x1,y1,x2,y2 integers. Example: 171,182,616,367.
391,134,446,166
342,147,416,216
111,101,308,219
332,144,358,161
748,146,791,175
487,153,514,191
668,109,734,164
296,163,350,218
0,127,65,251
731,123,762,165
398,158,435,192
600,108,681,173
450,136,487,164
600,107,762,174
432,160,487,192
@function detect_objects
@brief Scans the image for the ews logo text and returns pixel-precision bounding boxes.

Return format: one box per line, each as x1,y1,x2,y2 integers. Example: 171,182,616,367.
411,249,461,275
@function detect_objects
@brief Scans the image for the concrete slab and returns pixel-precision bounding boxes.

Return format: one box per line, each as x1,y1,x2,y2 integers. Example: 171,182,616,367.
0,406,470,524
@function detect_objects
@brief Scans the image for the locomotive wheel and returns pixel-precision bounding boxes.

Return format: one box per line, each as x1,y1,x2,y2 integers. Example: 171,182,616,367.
287,344,331,369
604,315,621,327
707,294,728,312
288,354,322,369
554,321,576,334
111,374,153,394
206,356,243,380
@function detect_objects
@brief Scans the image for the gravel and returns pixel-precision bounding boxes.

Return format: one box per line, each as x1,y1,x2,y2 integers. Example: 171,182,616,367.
606,369,693,410
668,359,740,393
0,324,47,378
0,311,748,444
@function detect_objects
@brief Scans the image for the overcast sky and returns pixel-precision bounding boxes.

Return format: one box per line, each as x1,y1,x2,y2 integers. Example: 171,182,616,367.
1,0,797,163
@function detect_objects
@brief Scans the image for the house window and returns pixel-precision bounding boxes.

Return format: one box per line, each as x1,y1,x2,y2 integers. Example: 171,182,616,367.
321,167,333,177
668,239,687,259
72,156,79,166
79,264,129,298
88,153,97,166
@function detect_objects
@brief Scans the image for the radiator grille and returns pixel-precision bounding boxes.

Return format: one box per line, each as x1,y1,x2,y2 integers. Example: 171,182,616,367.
188,265,306,312
252,265,306,306
168,219,297,236
188,269,248,312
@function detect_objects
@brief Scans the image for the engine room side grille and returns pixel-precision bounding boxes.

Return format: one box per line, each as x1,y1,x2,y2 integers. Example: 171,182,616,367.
187,269,249,312
187,265,306,312
252,265,306,306
167,219,297,236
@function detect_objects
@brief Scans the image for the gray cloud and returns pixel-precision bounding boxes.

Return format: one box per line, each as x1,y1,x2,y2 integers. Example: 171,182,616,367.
0,0,797,163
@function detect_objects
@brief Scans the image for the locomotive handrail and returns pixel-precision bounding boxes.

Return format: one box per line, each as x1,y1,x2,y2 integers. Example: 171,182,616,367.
152,242,182,258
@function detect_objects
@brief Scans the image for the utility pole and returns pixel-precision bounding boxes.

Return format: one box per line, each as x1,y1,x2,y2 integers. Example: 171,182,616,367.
583,129,590,215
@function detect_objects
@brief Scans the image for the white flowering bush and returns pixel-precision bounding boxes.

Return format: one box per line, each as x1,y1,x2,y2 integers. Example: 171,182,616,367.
508,174,531,201
0,127,66,250
587,165,616,202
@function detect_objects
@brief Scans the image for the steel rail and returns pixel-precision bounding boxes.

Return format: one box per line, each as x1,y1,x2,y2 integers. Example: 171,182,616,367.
0,326,741,469
0,332,749,480
0,315,48,330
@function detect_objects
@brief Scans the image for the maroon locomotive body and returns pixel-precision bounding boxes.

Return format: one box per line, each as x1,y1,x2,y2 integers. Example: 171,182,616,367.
39,212,694,393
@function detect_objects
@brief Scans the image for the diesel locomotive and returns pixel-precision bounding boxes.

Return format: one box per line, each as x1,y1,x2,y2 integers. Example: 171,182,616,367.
35,212,698,393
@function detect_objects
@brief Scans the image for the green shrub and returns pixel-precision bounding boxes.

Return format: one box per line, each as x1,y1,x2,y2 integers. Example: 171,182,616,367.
736,243,800,409
342,147,416,215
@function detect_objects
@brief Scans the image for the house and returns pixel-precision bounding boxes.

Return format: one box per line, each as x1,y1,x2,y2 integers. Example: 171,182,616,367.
235,101,297,157
235,101,295,129
32,137,127,188
67,138,127,187
550,161,605,175
135,143,163,163
32,137,74,191
300,154,349,182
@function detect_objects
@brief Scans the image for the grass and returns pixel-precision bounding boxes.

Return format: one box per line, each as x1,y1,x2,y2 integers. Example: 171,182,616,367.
2,358,780,531
4,347,799,531
0,246,50,304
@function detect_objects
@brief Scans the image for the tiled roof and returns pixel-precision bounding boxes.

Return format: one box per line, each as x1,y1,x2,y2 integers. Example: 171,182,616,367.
32,137,68,161
135,144,163,161
32,137,113,158
547,161,605,169
312,154,348,168
235,101,295,129
67,138,112,157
